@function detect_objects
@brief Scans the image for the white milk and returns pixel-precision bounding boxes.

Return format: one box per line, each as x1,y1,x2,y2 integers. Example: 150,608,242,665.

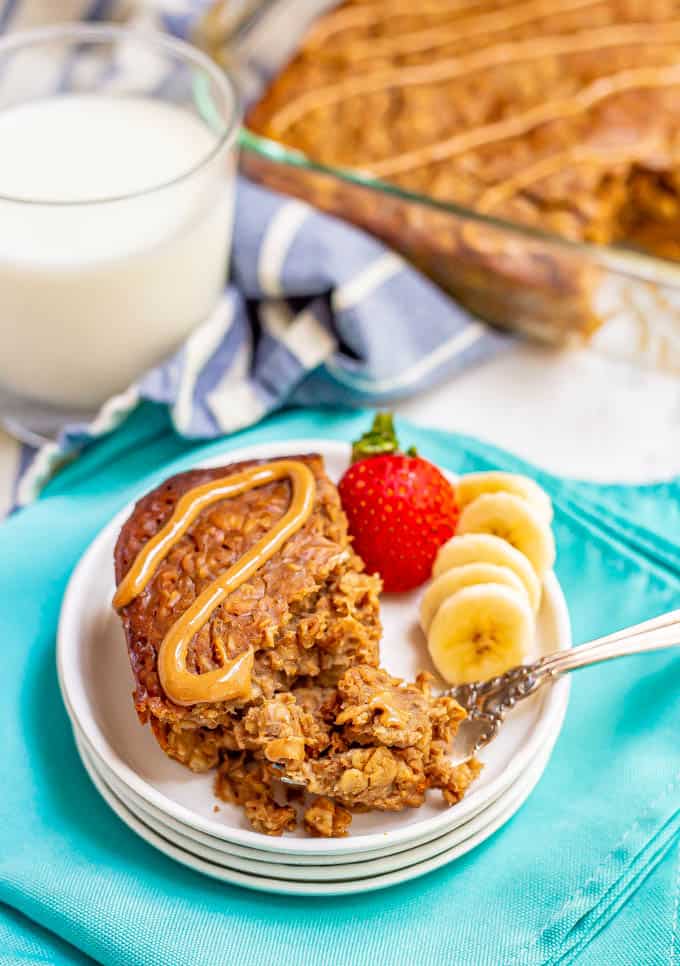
0,94,236,409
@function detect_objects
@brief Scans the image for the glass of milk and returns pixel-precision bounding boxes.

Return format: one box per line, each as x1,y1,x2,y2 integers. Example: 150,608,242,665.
0,24,240,440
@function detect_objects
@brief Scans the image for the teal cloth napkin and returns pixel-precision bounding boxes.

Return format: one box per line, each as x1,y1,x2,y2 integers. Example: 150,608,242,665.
1,405,679,966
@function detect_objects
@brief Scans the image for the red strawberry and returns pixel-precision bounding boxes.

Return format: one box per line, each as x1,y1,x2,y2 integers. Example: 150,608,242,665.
339,413,458,593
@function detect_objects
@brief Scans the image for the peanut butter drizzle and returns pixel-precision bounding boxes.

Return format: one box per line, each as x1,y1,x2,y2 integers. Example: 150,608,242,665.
336,693,407,729
113,460,316,707
264,736,306,763
314,0,601,65
305,0,491,48
368,694,408,729
477,139,660,213
371,64,680,178
268,23,680,136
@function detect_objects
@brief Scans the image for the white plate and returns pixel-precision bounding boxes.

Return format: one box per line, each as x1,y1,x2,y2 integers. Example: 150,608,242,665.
77,730,551,897
58,438,571,857
74,693,564,870
76,726,558,882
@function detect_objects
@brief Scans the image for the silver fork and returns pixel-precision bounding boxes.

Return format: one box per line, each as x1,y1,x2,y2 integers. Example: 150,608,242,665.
448,607,680,764
273,608,680,785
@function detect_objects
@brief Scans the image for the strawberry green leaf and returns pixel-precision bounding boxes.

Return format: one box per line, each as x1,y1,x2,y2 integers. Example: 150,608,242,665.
351,411,400,462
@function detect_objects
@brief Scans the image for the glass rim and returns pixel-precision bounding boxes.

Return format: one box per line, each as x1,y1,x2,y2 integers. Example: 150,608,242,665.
0,22,241,207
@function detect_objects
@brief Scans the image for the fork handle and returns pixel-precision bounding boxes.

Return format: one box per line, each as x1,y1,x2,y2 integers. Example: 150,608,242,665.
539,606,680,677
447,607,680,754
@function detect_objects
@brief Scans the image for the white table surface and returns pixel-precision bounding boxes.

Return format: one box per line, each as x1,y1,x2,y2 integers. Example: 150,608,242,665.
396,343,680,484
1,342,679,517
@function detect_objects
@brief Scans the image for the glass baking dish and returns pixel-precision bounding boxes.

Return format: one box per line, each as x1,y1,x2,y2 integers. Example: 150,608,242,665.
196,0,680,372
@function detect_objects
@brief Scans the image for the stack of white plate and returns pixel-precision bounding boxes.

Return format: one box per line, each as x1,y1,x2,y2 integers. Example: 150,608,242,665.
57,440,571,897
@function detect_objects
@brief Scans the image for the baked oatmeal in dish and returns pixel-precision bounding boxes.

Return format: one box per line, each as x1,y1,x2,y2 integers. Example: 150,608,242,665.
213,0,680,351
113,454,480,836
247,0,680,260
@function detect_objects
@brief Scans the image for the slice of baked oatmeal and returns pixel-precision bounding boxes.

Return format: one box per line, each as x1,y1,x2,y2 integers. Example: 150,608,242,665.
266,665,476,819
114,455,382,742
335,665,433,750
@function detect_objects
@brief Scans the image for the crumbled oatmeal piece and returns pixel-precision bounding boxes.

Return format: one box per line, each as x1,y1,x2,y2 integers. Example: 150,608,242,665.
150,716,232,772
335,665,431,750
304,797,352,837
245,799,297,837
157,661,478,832
290,745,428,811
291,683,338,722
290,684,338,746
426,743,483,806
231,693,328,761
215,754,296,836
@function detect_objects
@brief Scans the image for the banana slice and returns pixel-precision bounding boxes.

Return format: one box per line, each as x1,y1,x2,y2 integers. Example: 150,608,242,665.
428,583,534,685
420,562,529,633
456,471,553,522
457,493,556,576
433,533,542,612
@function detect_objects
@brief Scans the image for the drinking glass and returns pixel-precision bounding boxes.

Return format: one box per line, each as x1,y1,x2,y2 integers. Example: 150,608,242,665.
0,24,241,441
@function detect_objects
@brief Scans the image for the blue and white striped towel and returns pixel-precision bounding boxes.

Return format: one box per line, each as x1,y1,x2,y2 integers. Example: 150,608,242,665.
3,0,510,509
